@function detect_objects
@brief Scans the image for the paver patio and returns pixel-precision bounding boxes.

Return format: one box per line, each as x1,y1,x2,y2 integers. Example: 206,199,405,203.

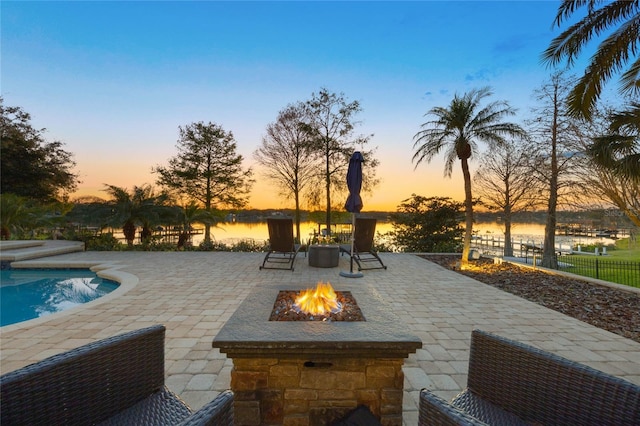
1,249,639,425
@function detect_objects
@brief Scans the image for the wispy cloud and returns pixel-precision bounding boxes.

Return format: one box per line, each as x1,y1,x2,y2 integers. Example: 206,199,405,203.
423,89,449,98
493,35,529,54
464,68,495,82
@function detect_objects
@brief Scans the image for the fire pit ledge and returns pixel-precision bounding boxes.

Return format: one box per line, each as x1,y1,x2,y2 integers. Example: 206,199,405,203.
213,283,422,358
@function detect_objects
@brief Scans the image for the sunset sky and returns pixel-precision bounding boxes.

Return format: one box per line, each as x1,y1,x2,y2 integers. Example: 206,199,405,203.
2,1,598,211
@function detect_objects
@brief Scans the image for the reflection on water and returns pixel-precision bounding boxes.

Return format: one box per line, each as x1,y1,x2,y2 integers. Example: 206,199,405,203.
190,220,516,245
201,221,547,244
193,220,614,249
193,221,396,245
0,269,119,327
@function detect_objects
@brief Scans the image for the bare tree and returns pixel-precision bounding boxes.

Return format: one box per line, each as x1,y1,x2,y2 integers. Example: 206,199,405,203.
254,104,317,242
301,88,378,233
528,73,587,268
474,139,540,257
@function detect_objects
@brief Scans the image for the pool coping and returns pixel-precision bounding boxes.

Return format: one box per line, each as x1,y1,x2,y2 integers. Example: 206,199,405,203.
0,240,85,261
1,260,138,332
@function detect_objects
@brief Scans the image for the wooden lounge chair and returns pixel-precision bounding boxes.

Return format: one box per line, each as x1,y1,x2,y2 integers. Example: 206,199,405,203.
0,325,234,426
340,217,387,271
419,329,640,425
260,217,304,271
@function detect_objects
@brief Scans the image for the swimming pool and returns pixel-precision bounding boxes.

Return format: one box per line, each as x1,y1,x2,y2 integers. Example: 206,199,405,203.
0,269,119,327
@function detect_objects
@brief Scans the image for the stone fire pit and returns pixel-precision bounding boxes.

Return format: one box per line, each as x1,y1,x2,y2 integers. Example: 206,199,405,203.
212,283,422,426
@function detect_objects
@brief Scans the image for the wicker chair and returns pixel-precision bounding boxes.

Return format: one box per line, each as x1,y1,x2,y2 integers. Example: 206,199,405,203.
419,329,640,426
0,325,233,426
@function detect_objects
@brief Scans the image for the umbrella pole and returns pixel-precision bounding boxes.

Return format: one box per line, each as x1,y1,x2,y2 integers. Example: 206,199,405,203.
350,212,355,273
340,213,363,278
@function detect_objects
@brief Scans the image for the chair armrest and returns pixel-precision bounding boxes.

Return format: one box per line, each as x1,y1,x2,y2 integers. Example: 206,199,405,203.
1,325,166,425
419,389,488,426
178,390,234,426
467,330,640,425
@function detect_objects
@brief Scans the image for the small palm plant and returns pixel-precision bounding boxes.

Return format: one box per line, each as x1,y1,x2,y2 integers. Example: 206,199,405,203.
175,201,221,249
102,184,171,247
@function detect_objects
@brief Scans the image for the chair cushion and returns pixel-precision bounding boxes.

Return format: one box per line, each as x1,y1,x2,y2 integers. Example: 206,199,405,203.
98,388,192,426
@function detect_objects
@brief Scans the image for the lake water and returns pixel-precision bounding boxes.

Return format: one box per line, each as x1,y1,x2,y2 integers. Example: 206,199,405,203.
193,220,615,249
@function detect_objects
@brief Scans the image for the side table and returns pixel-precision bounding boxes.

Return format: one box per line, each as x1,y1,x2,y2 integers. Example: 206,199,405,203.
308,245,340,268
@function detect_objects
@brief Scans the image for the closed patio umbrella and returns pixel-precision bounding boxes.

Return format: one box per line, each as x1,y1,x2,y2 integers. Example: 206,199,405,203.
340,151,364,278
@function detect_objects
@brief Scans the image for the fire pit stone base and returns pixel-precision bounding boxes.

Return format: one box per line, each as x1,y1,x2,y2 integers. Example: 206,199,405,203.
232,356,404,425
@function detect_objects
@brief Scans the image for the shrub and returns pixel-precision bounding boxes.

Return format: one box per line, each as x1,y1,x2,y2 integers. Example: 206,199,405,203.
387,195,464,253
84,233,122,251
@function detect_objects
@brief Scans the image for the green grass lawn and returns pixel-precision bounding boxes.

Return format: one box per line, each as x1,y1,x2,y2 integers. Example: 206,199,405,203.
606,238,640,261
559,238,640,287
571,238,639,261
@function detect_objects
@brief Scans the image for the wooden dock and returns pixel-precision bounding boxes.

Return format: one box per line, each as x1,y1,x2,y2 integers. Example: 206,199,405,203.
554,225,630,239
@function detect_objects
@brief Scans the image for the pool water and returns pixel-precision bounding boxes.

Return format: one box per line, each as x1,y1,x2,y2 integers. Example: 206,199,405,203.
0,269,119,327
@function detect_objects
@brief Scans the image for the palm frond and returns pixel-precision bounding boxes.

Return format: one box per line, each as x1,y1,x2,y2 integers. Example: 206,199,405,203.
609,102,640,132
620,56,640,94
545,0,640,119
554,0,595,26
443,147,458,177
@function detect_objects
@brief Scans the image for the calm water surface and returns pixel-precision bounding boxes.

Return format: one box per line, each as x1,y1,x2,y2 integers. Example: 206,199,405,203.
200,220,613,248
0,269,119,327
197,221,549,244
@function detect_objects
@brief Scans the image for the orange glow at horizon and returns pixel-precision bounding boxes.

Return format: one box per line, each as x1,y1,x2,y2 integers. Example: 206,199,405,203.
69,158,467,211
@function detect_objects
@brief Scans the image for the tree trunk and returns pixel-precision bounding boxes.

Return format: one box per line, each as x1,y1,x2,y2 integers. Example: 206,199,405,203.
542,195,558,268
504,221,513,257
325,149,331,235
542,87,560,269
141,224,153,243
460,157,474,267
204,152,213,245
294,186,301,244
123,221,136,247
177,232,188,250
204,224,211,245
504,210,513,258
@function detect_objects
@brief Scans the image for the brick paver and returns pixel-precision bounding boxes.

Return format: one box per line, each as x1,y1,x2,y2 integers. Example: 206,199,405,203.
1,251,638,425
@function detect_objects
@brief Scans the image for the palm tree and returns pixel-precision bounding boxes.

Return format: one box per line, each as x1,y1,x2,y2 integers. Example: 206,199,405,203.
0,193,70,240
413,87,525,267
589,102,640,180
174,201,220,249
543,0,640,120
102,184,170,247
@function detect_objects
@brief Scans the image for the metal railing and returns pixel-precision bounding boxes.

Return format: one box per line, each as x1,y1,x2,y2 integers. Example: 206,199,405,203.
556,255,640,288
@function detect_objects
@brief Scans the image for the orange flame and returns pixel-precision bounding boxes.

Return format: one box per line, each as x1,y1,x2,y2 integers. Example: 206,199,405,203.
295,281,341,316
